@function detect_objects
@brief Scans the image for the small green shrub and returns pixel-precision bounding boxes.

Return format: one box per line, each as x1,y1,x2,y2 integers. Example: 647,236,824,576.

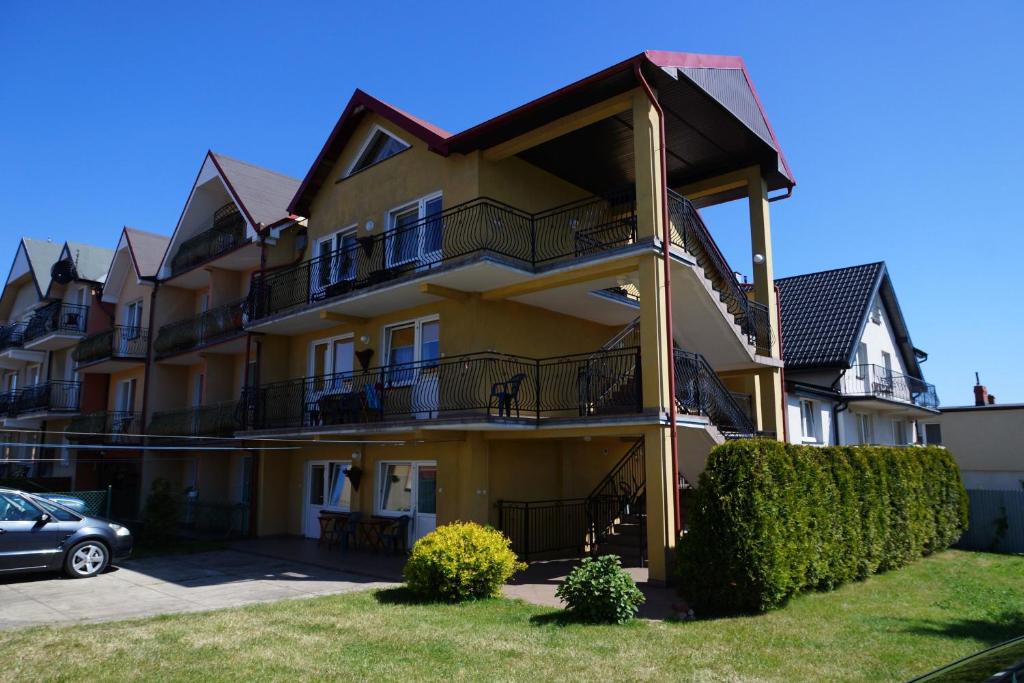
404,522,526,602
141,478,180,546
676,441,968,614
556,555,645,623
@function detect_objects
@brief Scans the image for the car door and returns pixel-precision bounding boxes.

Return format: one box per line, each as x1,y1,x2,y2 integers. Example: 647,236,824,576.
0,493,64,572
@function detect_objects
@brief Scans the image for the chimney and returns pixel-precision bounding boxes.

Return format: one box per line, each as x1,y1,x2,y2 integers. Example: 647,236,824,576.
974,372,989,407
988,394,997,405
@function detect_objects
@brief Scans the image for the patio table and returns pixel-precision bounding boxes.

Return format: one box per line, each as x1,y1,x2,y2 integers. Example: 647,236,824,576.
318,511,348,548
357,517,395,552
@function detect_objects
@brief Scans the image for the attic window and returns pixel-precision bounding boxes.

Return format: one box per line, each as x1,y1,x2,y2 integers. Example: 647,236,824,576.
871,303,882,325
346,128,409,176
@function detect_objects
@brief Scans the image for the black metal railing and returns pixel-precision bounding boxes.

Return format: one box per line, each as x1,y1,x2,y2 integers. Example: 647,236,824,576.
839,364,940,409
170,202,247,276
24,302,89,344
67,411,143,441
149,401,241,437
497,437,646,562
0,390,19,416
241,347,641,431
667,190,773,355
11,381,81,416
154,299,246,357
247,192,640,322
73,325,149,367
0,322,28,353
673,349,757,438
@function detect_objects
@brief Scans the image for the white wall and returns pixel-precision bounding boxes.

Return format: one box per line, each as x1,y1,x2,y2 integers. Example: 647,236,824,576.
786,394,834,445
856,292,910,376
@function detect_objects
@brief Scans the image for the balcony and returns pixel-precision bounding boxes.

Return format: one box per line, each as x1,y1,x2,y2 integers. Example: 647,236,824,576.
241,347,642,433
66,410,142,443
149,401,240,438
0,321,45,369
23,302,89,350
170,203,247,277
73,325,149,373
246,193,639,327
839,364,939,410
5,381,81,418
154,299,246,362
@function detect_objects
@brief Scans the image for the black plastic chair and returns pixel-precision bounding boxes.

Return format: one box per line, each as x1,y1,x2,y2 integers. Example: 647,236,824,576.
381,515,411,554
339,511,363,553
489,373,526,418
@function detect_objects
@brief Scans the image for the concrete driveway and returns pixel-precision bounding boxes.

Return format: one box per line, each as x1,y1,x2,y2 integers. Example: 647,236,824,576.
0,549,395,630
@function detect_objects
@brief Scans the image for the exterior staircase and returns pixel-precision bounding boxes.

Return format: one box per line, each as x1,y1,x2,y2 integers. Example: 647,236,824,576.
586,437,647,566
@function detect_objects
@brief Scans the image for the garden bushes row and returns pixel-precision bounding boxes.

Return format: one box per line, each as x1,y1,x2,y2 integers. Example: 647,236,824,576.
676,441,968,613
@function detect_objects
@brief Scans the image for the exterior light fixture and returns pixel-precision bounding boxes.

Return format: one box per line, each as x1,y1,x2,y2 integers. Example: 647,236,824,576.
753,253,765,265
359,335,370,345
364,220,375,232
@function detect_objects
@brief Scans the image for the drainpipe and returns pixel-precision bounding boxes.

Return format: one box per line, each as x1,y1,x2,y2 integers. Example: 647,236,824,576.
833,400,849,446
634,62,681,532
140,277,160,434
775,284,789,443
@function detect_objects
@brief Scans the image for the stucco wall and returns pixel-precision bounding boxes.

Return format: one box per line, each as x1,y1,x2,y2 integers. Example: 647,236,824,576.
936,407,1024,486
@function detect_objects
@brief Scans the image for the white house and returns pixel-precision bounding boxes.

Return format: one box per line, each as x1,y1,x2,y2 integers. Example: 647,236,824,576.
776,262,938,446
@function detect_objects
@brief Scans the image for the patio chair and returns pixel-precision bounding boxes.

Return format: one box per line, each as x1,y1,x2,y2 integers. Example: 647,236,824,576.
489,373,526,418
339,511,363,553
381,515,411,554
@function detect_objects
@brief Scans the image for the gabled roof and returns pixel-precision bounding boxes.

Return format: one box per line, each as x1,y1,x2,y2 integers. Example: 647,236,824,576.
43,242,115,297
776,262,926,378
101,227,169,303
17,238,63,296
208,152,301,229
289,50,793,216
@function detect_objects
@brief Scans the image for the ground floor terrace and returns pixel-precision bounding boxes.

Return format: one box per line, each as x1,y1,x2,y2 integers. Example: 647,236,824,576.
247,423,691,581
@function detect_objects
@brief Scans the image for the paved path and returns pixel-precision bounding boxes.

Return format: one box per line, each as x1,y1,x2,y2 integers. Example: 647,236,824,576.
0,549,395,630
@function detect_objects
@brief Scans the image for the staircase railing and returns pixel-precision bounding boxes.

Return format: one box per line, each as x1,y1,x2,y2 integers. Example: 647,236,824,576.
586,437,646,549
673,349,756,439
667,190,773,355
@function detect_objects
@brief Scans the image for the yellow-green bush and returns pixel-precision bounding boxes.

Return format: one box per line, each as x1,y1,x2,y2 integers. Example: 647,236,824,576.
404,522,526,602
676,441,968,614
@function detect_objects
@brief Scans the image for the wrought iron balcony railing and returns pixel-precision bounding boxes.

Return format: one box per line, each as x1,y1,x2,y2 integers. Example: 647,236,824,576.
67,411,143,441
241,347,642,431
667,190,773,356
154,299,246,358
23,302,89,344
247,193,638,322
673,349,757,439
11,381,81,416
0,390,18,416
0,321,28,353
149,401,241,437
170,202,247,276
839,364,939,409
73,325,149,367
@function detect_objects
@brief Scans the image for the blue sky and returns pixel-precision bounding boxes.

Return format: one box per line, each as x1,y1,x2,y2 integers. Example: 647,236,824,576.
1,1,1021,404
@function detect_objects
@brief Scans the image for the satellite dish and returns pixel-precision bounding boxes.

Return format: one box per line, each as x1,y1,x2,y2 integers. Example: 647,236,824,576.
51,258,77,285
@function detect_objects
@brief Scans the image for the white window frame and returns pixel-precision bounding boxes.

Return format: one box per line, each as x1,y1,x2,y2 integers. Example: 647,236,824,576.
381,315,439,386
856,412,874,444
855,342,869,379
313,224,360,291
799,399,818,443
307,333,356,378
892,419,908,445
123,299,143,339
115,378,137,414
384,191,443,269
25,364,41,388
343,125,410,178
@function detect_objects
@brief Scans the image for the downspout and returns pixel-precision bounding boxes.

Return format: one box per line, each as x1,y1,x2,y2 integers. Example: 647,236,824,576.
831,369,849,445
634,62,681,532
140,277,160,436
775,284,789,443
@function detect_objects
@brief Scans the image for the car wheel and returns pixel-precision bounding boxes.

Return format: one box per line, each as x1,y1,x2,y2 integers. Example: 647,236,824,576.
64,540,109,578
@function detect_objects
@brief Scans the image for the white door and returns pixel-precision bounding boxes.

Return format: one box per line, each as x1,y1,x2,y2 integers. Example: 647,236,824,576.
376,461,437,546
420,196,443,265
121,301,142,355
304,460,351,539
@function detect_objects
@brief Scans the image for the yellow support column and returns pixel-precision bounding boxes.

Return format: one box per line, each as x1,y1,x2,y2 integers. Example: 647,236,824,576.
634,88,677,583
746,166,785,437
458,432,491,525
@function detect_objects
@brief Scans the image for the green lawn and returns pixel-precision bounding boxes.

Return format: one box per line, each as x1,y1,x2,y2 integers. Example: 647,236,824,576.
3,550,1022,682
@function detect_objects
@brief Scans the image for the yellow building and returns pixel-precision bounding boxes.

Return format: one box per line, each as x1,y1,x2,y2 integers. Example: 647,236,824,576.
237,50,795,582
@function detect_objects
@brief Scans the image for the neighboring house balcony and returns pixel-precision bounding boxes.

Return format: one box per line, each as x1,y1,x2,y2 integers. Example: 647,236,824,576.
73,325,150,373
149,400,241,438
839,364,939,411
67,410,143,442
169,202,248,280
22,301,89,351
154,299,247,364
0,322,45,369
239,347,643,434
3,381,81,420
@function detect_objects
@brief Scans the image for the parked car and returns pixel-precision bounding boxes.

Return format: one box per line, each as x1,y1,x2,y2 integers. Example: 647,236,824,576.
0,487,132,578
38,494,88,514
909,635,1024,681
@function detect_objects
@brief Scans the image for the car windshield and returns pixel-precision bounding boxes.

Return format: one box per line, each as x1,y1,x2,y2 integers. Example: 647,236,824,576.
911,635,1024,681
32,496,81,522
0,492,43,521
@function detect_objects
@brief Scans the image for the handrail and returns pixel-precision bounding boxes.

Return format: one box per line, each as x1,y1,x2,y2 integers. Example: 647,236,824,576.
150,400,241,437
666,190,773,355
839,363,939,409
0,321,28,353
11,381,81,416
170,202,247,276
73,325,149,366
24,302,89,342
67,411,143,440
154,299,246,357
673,349,756,438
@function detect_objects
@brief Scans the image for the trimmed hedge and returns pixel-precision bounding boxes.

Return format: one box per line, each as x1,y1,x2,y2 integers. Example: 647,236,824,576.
676,441,968,613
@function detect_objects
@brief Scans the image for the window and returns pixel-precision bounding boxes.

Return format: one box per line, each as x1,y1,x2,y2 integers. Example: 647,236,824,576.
313,226,359,297
871,303,882,324
800,399,818,442
116,378,136,413
378,463,413,513
4,372,16,393
855,342,869,379
240,456,253,505
25,364,40,387
326,462,351,510
385,193,443,268
383,317,439,385
923,423,943,445
192,373,204,407
34,496,80,522
856,413,874,444
123,300,143,339
0,493,42,522
346,127,409,176
893,420,908,445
